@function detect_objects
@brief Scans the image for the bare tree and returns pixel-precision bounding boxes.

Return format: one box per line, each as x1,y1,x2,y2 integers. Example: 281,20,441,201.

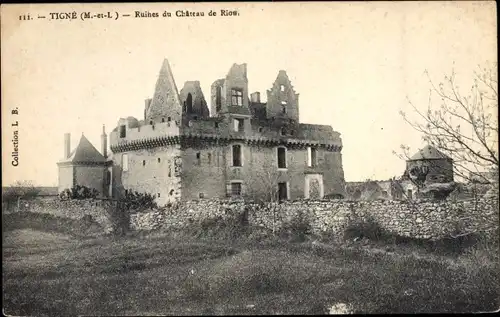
2,180,40,211
244,161,282,234
245,168,280,202
398,63,498,184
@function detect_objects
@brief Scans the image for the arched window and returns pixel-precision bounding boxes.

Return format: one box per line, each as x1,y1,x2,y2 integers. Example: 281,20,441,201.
186,93,193,113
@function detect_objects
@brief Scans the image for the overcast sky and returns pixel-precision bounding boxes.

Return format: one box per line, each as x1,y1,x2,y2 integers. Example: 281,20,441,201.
1,2,497,186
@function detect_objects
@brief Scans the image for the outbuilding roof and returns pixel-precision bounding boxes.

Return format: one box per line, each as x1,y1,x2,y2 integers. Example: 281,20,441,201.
409,145,451,161
59,134,106,164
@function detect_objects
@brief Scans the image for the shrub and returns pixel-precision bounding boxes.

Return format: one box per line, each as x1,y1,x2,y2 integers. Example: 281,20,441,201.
106,203,130,237
282,210,312,242
344,216,386,241
104,190,158,236
120,190,157,212
2,181,40,204
324,193,344,199
81,214,95,224
429,231,493,255
59,185,99,200
185,209,250,241
419,182,457,200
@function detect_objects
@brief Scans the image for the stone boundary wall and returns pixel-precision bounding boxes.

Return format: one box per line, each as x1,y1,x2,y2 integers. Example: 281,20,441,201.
6,196,499,242
129,200,245,231
6,197,114,233
253,198,499,241
130,198,499,241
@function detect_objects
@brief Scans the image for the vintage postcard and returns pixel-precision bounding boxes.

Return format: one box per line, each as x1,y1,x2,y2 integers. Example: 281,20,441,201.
2,2,498,316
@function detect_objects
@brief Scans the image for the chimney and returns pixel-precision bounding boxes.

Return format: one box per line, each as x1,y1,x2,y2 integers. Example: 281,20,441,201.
144,98,152,120
242,63,248,79
64,133,71,159
101,125,107,158
250,92,261,103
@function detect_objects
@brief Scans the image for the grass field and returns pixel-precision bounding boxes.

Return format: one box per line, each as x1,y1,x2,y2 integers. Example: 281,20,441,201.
3,212,499,315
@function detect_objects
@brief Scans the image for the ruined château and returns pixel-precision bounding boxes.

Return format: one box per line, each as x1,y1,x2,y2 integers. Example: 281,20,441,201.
57,59,346,205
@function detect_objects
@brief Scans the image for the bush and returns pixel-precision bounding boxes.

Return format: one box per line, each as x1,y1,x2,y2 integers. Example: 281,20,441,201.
419,182,457,200
324,193,344,199
195,210,250,240
120,190,157,211
282,210,312,242
2,181,40,203
430,232,493,255
59,185,99,200
105,190,158,236
179,208,251,241
106,203,130,237
344,216,386,241
81,214,95,224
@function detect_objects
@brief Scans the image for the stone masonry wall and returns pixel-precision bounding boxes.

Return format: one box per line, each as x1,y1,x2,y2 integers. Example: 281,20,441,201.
250,198,499,241
130,198,499,242
129,200,245,231
12,197,114,233
11,196,498,243
114,145,183,206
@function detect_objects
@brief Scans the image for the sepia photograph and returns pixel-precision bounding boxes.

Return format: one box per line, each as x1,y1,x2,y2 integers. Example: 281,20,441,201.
1,1,498,315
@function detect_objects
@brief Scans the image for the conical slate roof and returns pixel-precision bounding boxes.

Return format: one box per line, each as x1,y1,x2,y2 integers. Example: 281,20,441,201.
145,58,182,120
409,145,451,161
60,134,106,164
